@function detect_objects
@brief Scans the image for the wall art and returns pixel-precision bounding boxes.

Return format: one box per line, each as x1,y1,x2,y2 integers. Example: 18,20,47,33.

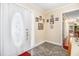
55,17,59,21
47,19,49,23
38,23,43,30
35,17,39,22
50,15,54,24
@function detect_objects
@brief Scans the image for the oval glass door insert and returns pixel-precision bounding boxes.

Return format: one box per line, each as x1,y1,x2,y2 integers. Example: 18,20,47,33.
11,12,24,47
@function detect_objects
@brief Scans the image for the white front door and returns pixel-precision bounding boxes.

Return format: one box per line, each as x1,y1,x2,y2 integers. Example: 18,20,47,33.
1,3,33,56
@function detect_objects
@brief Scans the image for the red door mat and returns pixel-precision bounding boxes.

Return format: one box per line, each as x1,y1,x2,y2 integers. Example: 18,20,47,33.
18,51,31,56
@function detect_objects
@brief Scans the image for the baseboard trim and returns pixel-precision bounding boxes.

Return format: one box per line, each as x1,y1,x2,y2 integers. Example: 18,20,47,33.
46,41,62,46
27,41,45,51
31,41,45,49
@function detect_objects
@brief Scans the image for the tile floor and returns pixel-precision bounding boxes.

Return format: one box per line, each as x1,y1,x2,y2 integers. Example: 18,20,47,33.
28,42,69,56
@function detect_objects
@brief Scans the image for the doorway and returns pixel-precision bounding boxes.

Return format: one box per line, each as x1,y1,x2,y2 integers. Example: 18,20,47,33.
62,10,79,50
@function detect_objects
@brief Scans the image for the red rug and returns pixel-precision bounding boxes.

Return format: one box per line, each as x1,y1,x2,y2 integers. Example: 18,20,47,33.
63,45,68,50
18,51,31,56
63,39,68,50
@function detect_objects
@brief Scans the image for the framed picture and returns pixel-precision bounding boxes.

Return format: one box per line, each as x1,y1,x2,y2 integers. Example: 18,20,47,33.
35,17,39,22
50,15,54,24
47,19,49,23
38,23,43,30
50,18,54,24
39,16,42,21
55,17,59,21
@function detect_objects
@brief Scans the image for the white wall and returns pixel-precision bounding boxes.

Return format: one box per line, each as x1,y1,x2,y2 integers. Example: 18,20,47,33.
45,4,79,46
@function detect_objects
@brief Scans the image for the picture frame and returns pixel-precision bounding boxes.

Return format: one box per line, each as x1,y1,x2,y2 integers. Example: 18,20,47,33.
47,19,49,23
50,15,54,24
38,23,43,30
55,17,59,21
35,17,39,22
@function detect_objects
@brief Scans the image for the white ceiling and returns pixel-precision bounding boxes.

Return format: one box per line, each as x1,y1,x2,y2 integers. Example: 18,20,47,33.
32,3,70,11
